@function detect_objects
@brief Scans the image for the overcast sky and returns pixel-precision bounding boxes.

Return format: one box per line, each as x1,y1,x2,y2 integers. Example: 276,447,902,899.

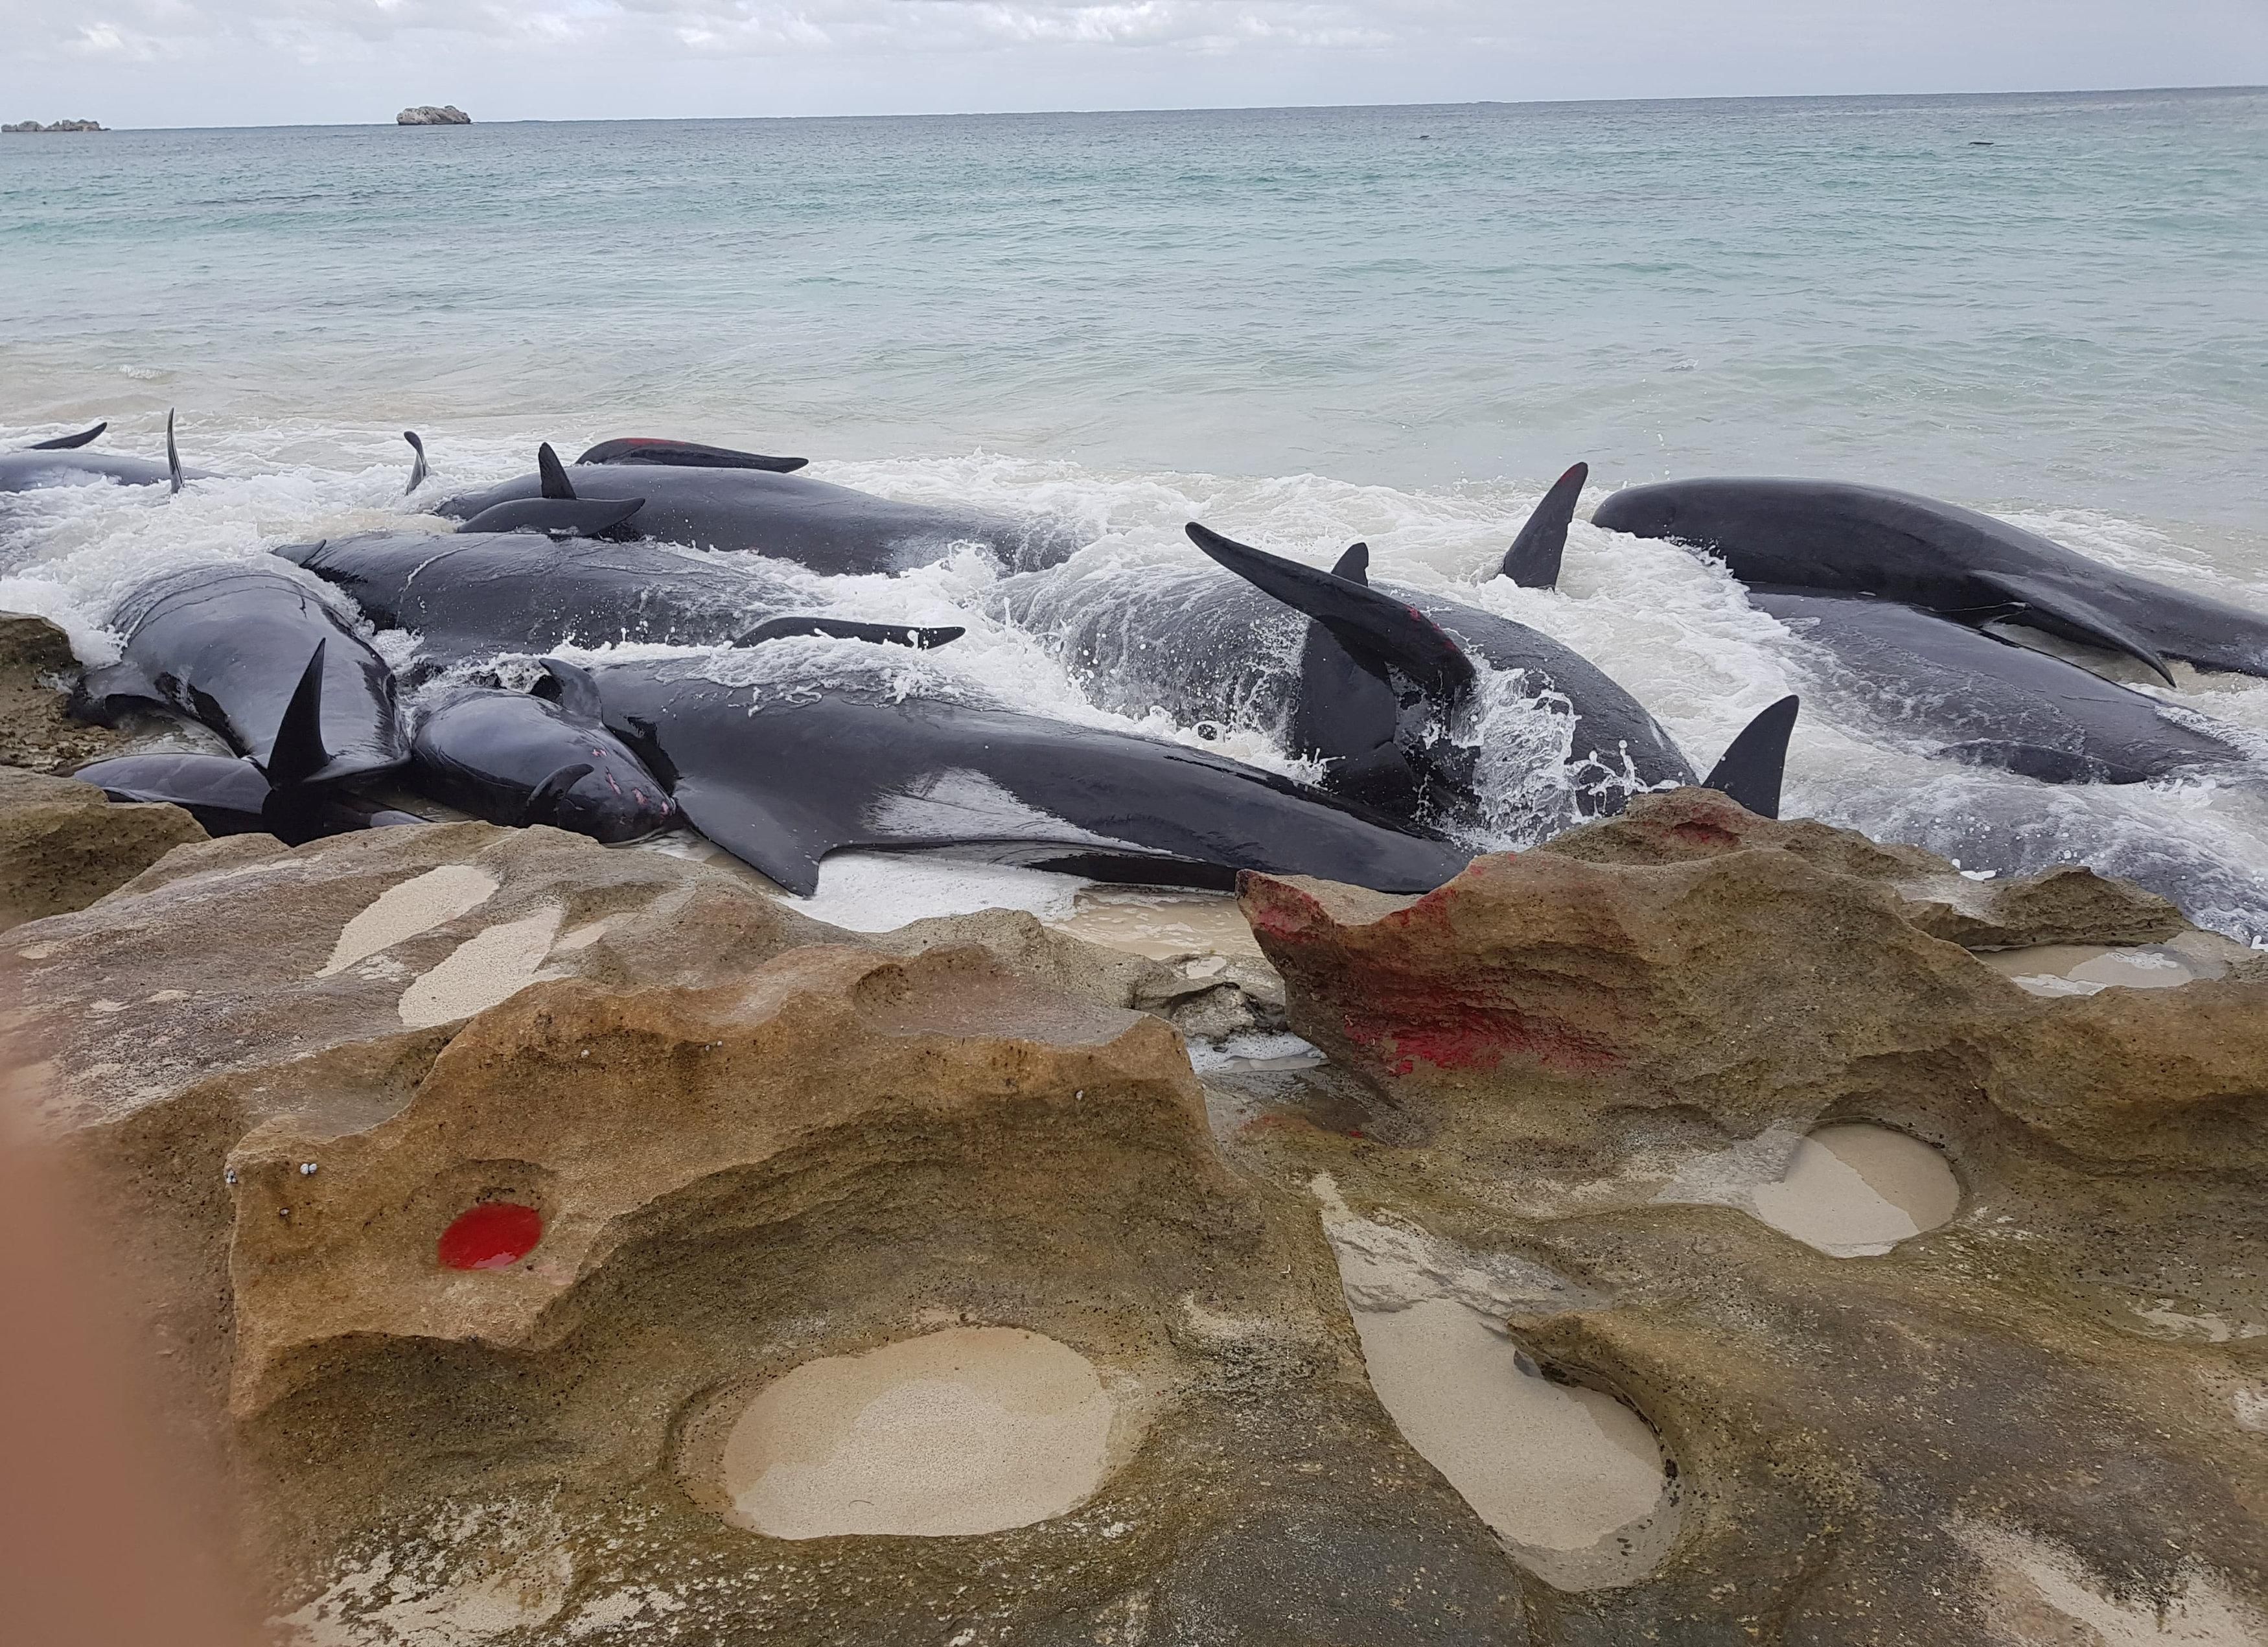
6,1,2267,129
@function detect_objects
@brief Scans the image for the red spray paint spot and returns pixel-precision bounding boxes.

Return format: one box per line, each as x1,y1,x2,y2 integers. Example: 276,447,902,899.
438,1202,543,1270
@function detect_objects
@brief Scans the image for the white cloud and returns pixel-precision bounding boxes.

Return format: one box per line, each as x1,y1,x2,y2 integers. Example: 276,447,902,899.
2,1,2264,125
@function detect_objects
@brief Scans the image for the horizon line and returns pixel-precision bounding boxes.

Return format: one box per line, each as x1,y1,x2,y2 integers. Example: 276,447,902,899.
29,80,2268,134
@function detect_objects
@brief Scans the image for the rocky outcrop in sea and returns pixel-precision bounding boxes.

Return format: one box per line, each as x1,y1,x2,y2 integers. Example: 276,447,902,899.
395,106,470,126
4,119,104,133
3,609,2264,1642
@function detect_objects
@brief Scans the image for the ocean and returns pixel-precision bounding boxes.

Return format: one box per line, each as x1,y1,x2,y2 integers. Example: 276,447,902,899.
5,88,2267,937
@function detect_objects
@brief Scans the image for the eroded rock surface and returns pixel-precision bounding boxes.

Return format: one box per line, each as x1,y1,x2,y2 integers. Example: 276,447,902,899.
1223,788,2268,1640
0,764,204,929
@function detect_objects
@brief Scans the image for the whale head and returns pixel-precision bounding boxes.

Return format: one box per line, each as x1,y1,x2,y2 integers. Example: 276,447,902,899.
1590,482,1684,541
520,738,678,845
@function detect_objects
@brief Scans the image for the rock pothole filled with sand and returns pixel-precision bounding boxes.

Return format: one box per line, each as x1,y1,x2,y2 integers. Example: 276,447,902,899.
706,1327,1119,1539
1347,1298,1680,1590
1312,1181,1675,1589
1749,1124,1962,1257
1658,1121,1962,1258
1982,941,2220,998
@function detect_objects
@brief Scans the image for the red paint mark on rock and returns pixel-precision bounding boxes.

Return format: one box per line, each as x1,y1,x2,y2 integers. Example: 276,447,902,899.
1343,992,1620,1078
1670,820,1741,850
438,1202,543,1270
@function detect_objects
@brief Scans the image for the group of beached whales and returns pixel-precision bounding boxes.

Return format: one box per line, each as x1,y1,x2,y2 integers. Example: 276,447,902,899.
9,417,2267,897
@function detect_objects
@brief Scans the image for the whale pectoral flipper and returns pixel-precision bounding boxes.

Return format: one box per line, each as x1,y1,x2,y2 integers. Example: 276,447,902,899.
522,762,596,827
1332,542,1371,583
732,616,966,650
1186,522,1477,698
537,442,576,500
71,660,163,723
532,659,608,723
403,431,428,495
263,642,334,791
1698,694,1799,819
575,438,810,474
455,495,645,538
165,410,183,495
667,776,835,897
1501,462,1588,589
1973,572,2177,686
29,422,106,451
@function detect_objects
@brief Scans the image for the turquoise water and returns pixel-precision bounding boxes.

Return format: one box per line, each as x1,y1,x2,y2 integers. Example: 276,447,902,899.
5,89,2268,934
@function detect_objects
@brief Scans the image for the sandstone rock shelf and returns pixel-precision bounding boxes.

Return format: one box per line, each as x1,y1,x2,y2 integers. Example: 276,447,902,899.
1,624,2264,1642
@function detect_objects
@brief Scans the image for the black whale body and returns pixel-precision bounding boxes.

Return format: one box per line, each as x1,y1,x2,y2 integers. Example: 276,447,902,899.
435,461,1085,576
1754,589,2254,784
277,532,813,664
1592,477,2268,684
993,561,1698,827
562,653,1473,896
410,684,677,843
73,564,408,784
1,414,210,493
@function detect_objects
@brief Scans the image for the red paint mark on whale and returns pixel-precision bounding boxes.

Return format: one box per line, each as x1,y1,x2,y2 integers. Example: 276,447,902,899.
438,1202,544,1270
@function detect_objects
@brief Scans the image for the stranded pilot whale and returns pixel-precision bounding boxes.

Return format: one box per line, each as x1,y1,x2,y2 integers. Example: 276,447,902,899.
434,439,1086,575
73,563,408,783
1591,477,2268,686
541,649,1472,896
277,531,961,665
995,480,1793,836
1754,590,2255,784
1,410,209,494
75,644,424,841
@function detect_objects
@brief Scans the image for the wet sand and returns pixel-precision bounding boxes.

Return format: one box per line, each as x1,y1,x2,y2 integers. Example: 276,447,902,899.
716,1327,1116,1539
1750,1124,1960,1258
318,865,497,977
1347,1298,1677,1589
1054,887,1265,961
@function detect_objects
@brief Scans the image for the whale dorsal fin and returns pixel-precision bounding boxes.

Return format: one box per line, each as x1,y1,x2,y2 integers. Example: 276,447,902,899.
29,422,105,451
1698,694,1799,819
537,442,576,500
1186,522,1476,698
1502,462,1588,589
1973,572,2177,687
263,641,333,790
456,496,645,539
403,431,428,495
165,410,183,495
1332,542,1370,583
576,438,809,474
522,762,595,827
732,616,965,650
531,658,607,722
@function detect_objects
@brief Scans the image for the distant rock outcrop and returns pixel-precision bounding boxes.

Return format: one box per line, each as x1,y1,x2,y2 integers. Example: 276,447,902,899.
3,119,104,134
395,104,470,126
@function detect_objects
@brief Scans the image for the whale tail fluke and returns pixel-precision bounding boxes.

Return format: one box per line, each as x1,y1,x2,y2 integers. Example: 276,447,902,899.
1186,522,1477,698
1501,462,1588,589
577,438,809,474
523,762,596,828
264,641,334,791
455,495,645,539
537,442,576,500
29,421,106,452
403,431,428,495
733,616,966,650
165,410,183,495
1698,694,1799,819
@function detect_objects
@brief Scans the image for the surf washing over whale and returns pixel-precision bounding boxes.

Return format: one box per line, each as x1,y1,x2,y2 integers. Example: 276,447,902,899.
3,404,2267,941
